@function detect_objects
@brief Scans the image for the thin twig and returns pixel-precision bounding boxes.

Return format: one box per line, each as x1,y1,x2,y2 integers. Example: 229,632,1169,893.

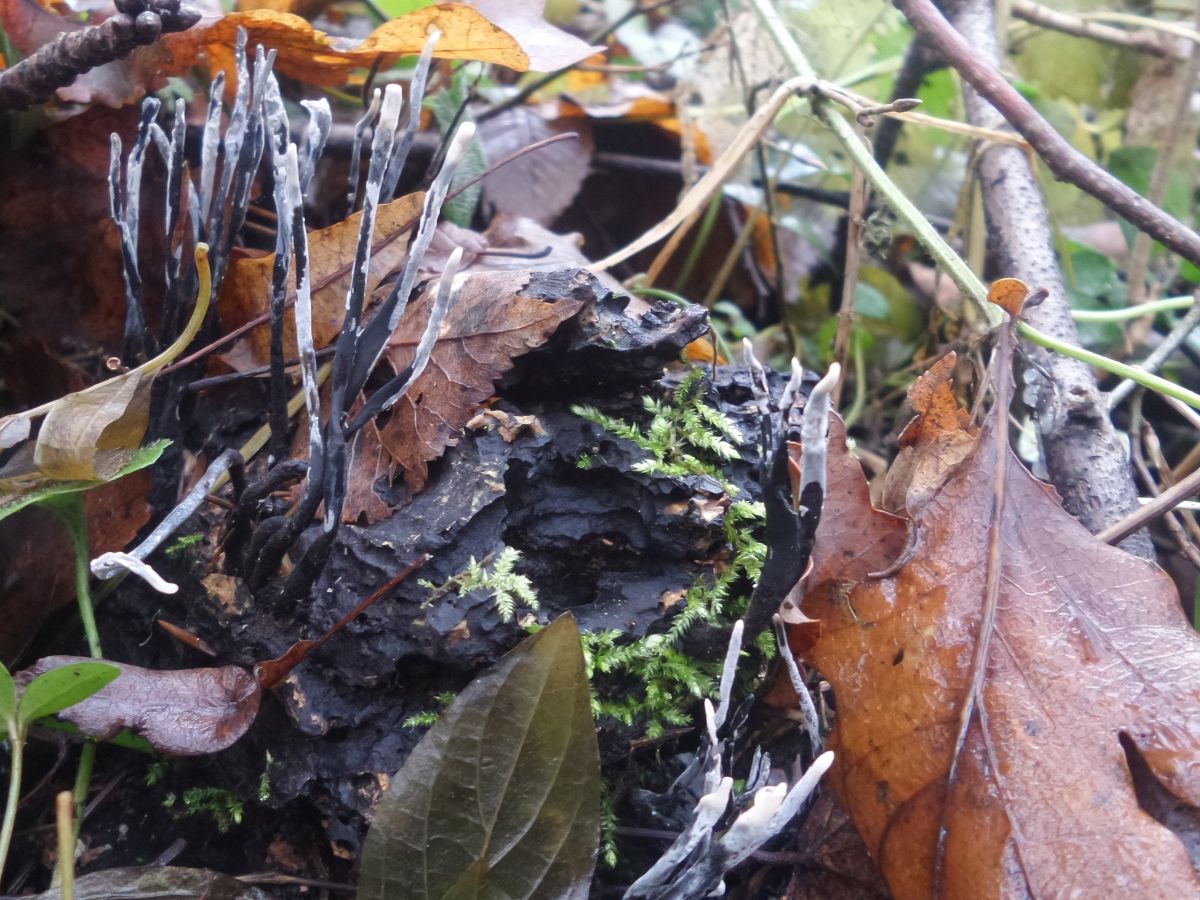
895,0,1200,269
1124,0,1200,332
1011,0,1176,56
833,164,868,406
1108,296,1200,409
1097,464,1200,545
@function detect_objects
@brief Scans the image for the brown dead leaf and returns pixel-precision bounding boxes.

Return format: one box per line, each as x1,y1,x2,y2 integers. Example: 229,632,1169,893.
17,561,425,754
878,353,977,516
19,655,261,755
219,192,425,366
478,107,592,226
160,3,601,86
342,420,395,525
799,372,1200,895
0,107,154,359
376,268,589,492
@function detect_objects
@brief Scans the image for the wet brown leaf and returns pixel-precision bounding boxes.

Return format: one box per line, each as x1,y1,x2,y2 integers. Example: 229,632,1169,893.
219,192,425,365
798,353,1200,896
377,268,589,492
19,655,261,756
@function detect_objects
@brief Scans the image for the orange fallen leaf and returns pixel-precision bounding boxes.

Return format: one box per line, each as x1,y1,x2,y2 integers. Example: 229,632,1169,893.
797,330,1200,895
160,3,602,86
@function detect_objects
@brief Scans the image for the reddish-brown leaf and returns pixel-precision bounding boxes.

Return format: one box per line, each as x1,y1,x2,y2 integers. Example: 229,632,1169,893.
376,268,589,492
798,366,1200,896
19,655,261,756
16,561,425,754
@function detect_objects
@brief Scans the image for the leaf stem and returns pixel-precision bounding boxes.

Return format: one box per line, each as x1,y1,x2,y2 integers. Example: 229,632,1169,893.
0,729,24,881
143,244,211,375
42,492,103,832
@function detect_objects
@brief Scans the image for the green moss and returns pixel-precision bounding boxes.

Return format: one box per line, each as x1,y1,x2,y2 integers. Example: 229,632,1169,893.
419,547,539,623
573,369,768,738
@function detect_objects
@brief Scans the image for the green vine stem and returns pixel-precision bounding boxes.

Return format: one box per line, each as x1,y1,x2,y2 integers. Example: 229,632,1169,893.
748,0,1200,413
0,729,22,879
1072,296,1194,322
1017,322,1200,409
42,493,101,830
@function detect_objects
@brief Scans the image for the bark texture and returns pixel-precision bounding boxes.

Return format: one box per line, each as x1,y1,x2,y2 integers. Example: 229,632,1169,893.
942,0,1154,559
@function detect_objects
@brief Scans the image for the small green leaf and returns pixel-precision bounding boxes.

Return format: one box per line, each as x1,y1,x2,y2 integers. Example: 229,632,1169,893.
358,614,600,900
18,661,121,728
428,68,488,227
0,439,169,524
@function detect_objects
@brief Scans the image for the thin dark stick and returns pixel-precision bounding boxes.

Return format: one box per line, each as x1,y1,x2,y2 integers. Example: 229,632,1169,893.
894,0,1200,268
1097,465,1200,546
159,132,579,376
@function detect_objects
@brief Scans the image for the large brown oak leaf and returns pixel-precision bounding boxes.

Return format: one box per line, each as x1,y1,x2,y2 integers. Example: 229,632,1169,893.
800,365,1200,897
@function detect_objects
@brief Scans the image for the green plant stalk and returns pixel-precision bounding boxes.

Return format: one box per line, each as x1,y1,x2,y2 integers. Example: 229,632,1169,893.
0,729,23,881
749,0,1200,411
1017,322,1200,409
70,742,95,834
673,193,724,294
748,0,993,322
1071,296,1193,322
43,493,101,830
55,792,74,900
842,331,868,428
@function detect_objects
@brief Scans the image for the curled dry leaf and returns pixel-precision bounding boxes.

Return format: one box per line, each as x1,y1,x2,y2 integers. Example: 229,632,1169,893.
18,655,261,756
797,349,1200,895
13,561,425,754
375,268,592,493
160,3,602,86
219,192,426,365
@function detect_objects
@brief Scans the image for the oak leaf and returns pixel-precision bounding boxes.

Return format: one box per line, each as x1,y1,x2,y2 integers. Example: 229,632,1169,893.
799,345,1200,896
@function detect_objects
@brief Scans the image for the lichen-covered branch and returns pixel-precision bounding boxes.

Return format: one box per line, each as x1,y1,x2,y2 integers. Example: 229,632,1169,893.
934,0,1153,558
0,0,200,111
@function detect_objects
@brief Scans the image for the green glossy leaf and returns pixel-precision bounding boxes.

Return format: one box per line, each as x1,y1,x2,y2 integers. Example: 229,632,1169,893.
0,439,169,524
17,661,120,728
358,614,600,900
